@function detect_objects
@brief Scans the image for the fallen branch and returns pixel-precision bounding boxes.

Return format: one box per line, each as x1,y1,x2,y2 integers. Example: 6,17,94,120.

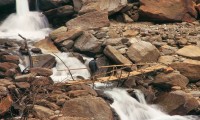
52,52,75,81
18,34,33,68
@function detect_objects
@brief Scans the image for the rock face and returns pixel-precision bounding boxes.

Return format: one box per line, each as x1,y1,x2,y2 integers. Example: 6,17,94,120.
74,32,101,53
104,45,132,65
139,0,197,22
61,96,113,120
39,0,71,11
152,72,189,89
66,11,110,30
170,59,200,82
176,45,200,60
126,41,160,63
154,90,199,115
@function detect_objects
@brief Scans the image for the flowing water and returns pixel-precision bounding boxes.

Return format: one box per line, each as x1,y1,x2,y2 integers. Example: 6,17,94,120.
105,88,199,120
0,0,51,40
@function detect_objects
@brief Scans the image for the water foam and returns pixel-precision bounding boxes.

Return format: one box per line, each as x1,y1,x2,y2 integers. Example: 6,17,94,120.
105,88,199,120
0,0,51,40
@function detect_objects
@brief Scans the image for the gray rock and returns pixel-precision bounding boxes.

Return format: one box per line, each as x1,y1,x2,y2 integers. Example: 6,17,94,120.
126,41,160,63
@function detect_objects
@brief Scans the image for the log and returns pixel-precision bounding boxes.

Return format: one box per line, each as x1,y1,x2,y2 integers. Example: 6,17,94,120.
65,64,167,85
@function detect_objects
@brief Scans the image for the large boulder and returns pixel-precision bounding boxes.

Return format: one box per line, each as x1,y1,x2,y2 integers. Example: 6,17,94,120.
74,32,101,53
154,90,199,115
152,72,189,90
104,45,132,65
66,11,110,30
170,59,200,82
75,0,127,15
176,45,200,60
61,96,113,120
139,0,197,22
126,41,160,63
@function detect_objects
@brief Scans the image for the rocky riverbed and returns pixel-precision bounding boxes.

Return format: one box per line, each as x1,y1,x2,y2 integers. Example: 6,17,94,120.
0,0,200,119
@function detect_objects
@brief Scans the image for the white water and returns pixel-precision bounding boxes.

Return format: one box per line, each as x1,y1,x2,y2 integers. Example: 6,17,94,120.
105,89,199,120
0,0,51,40
50,53,91,82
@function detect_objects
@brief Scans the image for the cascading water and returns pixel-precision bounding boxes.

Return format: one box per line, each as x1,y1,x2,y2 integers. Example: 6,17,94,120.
0,0,51,40
105,88,199,120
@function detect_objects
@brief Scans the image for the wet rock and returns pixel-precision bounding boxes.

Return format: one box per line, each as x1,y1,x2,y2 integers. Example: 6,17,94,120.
44,5,74,18
34,37,60,53
31,48,42,54
126,41,160,63
30,67,53,77
176,45,200,60
61,96,113,120
32,54,56,69
33,105,54,119
74,32,101,53
96,56,110,77
66,11,110,30
139,0,197,22
15,82,30,89
152,72,189,90
170,59,200,82
0,55,19,64
104,45,132,65
54,28,83,44
154,90,199,115
49,26,68,40
39,0,71,11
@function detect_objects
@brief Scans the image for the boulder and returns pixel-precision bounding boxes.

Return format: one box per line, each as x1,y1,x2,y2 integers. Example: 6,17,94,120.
158,55,175,65
32,54,56,69
139,0,197,22
176,45,200,60
39,0,70,11
54,29,83,44
74,32,101,53
61,96,113,120
154,90,199,115
33,105,54,119
0,79,13,87
77,0,127,15
31,77,53,86
44,5,74,18
15,73,36,82
59,40,74,50
0,55,19,64
126,41,160,63
15,82,30,89
170,59,200,82
66,11,110,30
0,62,18,72
49,26,68,40
34,37,60,53
30,67,53,77
104,45,132,65
152,72,189,90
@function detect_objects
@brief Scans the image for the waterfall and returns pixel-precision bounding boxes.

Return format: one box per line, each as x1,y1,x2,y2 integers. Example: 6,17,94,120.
0,0,51,40
35,0,40,11
105,88,199,120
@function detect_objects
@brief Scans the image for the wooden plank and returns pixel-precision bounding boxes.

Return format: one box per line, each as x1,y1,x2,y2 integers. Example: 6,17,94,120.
65,64,167,85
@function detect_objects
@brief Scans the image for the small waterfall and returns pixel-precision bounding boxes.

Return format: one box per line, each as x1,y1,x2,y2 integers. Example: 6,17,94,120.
105,89,199,120
35,0,40,11
0,0,51,40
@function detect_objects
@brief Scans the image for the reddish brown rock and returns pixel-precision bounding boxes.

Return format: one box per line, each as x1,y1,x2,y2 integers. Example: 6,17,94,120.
0,95,13,116
154,90,199,115
66,11,110,30
31,77,53,86
61,96,113,120
0,55,19,64
0,62,18,72
139,0,197,22
15,82,30,89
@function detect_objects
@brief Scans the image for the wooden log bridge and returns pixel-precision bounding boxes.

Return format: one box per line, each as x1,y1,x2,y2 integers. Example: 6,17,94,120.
65,64,167,85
